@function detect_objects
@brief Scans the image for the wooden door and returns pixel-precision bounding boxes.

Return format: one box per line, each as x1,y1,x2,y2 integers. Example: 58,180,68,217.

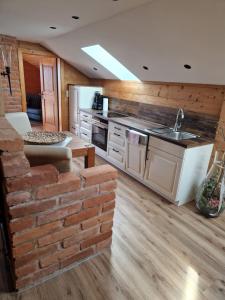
40,57,58,131
144,147,182,202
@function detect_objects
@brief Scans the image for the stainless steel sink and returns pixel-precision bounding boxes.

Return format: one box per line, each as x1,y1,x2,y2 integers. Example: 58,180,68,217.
147,127,198,140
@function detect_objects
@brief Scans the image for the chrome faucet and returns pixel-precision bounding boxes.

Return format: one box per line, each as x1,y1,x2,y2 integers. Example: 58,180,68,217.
173,108,184,132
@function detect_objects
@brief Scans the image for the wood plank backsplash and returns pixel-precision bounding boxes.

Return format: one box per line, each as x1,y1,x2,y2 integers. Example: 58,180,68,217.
109,98,218,139
95,80,225,139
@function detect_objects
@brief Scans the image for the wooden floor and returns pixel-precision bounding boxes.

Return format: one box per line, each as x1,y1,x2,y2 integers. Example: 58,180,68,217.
1,156,225,300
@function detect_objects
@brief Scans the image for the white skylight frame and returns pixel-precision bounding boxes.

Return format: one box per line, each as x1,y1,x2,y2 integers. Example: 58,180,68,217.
81,44,140,81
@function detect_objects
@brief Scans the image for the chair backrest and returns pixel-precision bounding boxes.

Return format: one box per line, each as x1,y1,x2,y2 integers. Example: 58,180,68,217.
5,112,32,135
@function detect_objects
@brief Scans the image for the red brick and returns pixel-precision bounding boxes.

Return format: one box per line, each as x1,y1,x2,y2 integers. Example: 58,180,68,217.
30,164,59,186
102,200,116,213
36,172,80,200
0,152,30,177
10,215,35,233
63,227,99,248
38,224,79,247
5,172,32,193
80,165,118,186
59,186,98,205
12,241,34,258
100,221,113,233
9,198,56,218
100,180,117,193
64,207,99,226
40,244,80,268
0,128,23,153
96,237,112,251
13,220,62,246
15,262,37,278
81,211,114,230
60,248,95,269
6,191,31,206
81,231,112,249
15,244,58,268
83,192,115,209
37,202,82,225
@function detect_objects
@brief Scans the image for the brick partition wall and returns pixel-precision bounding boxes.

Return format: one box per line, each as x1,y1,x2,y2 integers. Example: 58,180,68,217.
0,117,117,291
0,34,22,113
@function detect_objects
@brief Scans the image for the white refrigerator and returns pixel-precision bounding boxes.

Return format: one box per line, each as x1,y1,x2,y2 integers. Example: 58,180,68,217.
69,85,103,135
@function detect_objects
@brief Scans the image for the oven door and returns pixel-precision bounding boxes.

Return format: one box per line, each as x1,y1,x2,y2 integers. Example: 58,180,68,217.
92,122,108,151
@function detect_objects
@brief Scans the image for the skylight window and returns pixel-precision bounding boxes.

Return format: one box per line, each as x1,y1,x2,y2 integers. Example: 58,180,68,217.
81,44,140,81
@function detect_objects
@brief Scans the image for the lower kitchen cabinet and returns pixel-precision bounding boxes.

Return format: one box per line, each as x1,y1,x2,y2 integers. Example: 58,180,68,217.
144,136,213,205
144,147,182,201
126,142,147,180
107,145,125,169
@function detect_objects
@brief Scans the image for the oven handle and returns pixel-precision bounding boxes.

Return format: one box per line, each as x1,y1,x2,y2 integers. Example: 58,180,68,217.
92,122,108,130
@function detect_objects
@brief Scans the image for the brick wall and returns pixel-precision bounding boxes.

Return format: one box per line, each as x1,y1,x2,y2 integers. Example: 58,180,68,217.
0,117,117,290
23,61,41,94
0,35,22,112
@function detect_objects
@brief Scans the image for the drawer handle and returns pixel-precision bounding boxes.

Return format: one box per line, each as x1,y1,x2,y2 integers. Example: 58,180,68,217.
112,148,119,153
83,133,87,136
83,120,88,123
114,126,121,131
114,133,121,137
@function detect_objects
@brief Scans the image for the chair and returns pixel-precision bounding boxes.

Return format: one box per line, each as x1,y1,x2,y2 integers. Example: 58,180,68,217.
5,112,73,173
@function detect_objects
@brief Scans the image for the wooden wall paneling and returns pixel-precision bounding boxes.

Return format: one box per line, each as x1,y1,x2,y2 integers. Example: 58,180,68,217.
17,48,26,112
100,80,225,118
57,58,62,131
60,60,91,130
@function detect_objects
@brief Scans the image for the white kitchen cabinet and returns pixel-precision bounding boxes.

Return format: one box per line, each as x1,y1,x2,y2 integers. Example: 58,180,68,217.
107,145,126,169
126,140,147,180
144,147,182,201
79,112,92,143
144,136,213,205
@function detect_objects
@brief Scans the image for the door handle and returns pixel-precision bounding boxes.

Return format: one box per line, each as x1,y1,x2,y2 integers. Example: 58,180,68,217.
112,148,119,153
114,133,121,137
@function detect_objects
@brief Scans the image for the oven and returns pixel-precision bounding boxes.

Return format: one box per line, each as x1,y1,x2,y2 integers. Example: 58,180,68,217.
92,116,108,151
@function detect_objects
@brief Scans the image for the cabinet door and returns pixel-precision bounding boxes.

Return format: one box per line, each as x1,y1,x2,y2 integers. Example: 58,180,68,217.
144,147,182,201
126,143,146,179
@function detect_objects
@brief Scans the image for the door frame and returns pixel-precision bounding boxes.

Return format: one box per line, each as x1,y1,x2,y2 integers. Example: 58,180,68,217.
18,46,62,130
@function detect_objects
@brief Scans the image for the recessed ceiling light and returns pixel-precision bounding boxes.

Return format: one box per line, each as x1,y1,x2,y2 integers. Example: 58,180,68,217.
184,64,192,69
72,16,79,20
93,67,98,71
143,66,149,70
49,26,56,29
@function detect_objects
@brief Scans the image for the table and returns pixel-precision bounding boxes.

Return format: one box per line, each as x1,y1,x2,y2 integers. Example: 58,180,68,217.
65,132,95,168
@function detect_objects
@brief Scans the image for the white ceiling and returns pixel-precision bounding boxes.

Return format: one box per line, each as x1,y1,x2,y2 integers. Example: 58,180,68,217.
0,0,150,41
1,0,225,84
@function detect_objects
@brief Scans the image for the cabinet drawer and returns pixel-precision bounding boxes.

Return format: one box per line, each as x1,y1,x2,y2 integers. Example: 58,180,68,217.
109,122,126,136
108,131,126,148
80,127,91,138
80,120,92,131
107,145,125,168
149,136,185,158
80,133,91,143
80,111,92,121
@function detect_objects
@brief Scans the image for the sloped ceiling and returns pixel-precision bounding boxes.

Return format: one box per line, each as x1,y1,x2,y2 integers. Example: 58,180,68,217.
1,0,225,84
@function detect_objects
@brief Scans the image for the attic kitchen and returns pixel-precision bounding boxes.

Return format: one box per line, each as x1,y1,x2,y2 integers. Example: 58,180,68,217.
70,85,214,205
1,0,225,298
